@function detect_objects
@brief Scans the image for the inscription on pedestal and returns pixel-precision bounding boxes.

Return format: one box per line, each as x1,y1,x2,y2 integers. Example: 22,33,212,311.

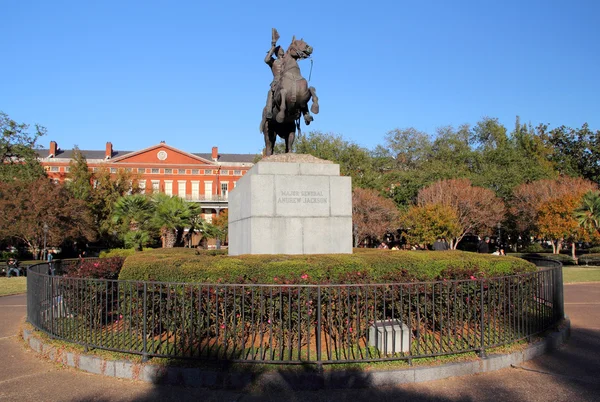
277,190,328,204
275,177,330,217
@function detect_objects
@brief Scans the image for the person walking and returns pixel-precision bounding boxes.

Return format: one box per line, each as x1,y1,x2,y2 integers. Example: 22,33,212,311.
477,237,490,253
432,237,445,251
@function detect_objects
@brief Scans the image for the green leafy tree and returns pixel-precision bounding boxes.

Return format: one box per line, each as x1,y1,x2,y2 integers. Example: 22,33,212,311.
541,123,600,183
112,194,154,251
66,147,93,201
271,131,380,189
152,194,198,248
574,191,600,235
401,203,461,249
382,127,431,170
91,167,142,238
0,111,46,182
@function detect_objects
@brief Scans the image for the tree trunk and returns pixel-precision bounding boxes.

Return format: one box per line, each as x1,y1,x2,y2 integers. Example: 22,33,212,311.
165,228,176,248
572,242,577,263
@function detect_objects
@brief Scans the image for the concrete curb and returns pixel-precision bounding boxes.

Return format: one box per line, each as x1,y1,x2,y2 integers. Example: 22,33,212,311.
22,318,570,390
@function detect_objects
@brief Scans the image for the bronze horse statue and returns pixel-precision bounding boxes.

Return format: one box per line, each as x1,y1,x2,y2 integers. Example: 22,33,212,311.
260,36,319,156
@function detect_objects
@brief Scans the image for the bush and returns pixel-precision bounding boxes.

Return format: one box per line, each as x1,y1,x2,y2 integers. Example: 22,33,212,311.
0,251,18,261
509,252,577,265
63,257,125,279
118,248,536,285
521,243,547,253
99,248,138,259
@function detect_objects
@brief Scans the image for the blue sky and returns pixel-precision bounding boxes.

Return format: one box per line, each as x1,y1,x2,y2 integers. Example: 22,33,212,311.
2,0,599,155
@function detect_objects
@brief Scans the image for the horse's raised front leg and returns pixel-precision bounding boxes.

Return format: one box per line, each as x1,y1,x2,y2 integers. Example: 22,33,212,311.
276,88,287,123
309,86,319,114
302,107,313,125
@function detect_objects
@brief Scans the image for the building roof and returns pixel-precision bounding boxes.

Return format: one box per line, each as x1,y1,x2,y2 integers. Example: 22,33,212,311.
36,148,257,164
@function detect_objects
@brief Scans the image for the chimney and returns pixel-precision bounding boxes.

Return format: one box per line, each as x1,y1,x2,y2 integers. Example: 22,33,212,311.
211,146,218,161
49,141,57,158
105,142,113,159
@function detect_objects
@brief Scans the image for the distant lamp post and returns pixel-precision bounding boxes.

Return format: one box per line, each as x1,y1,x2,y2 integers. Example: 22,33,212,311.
43,223,49,260
497,222,502,248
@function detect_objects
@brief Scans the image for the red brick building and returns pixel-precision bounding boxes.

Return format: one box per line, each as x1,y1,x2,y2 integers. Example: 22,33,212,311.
38,140,256,223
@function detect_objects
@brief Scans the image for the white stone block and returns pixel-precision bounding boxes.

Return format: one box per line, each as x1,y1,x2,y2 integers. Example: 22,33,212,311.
329,176,352,216
368,320,410,354
228,156,352,255
299,163,340,176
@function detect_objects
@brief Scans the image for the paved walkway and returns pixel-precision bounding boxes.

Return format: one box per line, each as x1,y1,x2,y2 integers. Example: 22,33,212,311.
0,284,599,402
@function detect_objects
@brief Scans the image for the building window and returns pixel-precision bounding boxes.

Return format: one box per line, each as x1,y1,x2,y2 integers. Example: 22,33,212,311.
234,170,241,175
221,170,229,175
151,180,160,193
164,180,173,196
178,181,186,198
204,181,212,200
93,180,98,188
50,166,59,172
221,183,228,199
191,181,200,200
192,169,199,175
110,168,117,173
204,169,213,175
125,168,132,172
138,168,146,173
178,169,186,174
151,168,159,174
165,168,172,174
64,166,70,173
139,180,146,191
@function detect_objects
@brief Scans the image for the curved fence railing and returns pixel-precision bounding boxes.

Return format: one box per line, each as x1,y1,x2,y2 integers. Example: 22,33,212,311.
27,259,564,366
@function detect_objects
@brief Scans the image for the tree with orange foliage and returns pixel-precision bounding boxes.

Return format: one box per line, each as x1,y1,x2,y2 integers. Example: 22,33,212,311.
416,179,505,248
537,193,597,258
352,188,400,247
511,176,597,235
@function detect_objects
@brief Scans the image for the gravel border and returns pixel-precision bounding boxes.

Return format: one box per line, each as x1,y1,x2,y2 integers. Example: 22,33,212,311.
22,319,570,390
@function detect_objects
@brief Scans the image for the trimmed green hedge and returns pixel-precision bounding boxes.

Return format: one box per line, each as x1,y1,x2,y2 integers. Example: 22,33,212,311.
118,248,537,284
509,252,577,265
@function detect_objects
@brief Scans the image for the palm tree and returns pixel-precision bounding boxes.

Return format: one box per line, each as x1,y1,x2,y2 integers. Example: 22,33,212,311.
152,194,197,248
112,194,154,250
574,191,600,234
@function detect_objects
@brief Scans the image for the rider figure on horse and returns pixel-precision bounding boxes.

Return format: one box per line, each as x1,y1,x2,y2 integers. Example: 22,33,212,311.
265,31,285,119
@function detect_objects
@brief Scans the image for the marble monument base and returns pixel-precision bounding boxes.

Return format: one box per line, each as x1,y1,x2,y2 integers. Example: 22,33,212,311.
228,154,352,255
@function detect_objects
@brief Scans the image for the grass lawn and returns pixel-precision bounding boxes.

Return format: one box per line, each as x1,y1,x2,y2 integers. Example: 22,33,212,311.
563,267,600,283
0,277,27,296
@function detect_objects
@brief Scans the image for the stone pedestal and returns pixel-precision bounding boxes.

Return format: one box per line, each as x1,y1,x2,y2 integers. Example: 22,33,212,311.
228,154,352,255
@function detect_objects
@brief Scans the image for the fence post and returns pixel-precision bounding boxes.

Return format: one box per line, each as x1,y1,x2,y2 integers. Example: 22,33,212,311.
142,282,148,362
50,269,54,338
316,286,322,371
479,279,486,358
554,264,564,324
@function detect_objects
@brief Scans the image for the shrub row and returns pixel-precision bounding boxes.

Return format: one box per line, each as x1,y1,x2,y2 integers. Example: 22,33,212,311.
509,252,578,265
118,248,537,285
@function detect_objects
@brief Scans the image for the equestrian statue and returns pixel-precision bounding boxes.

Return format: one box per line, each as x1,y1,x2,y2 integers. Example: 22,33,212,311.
260,28,319,156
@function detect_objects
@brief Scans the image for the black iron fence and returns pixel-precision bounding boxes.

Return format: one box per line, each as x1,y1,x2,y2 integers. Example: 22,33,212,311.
27,259,564,365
